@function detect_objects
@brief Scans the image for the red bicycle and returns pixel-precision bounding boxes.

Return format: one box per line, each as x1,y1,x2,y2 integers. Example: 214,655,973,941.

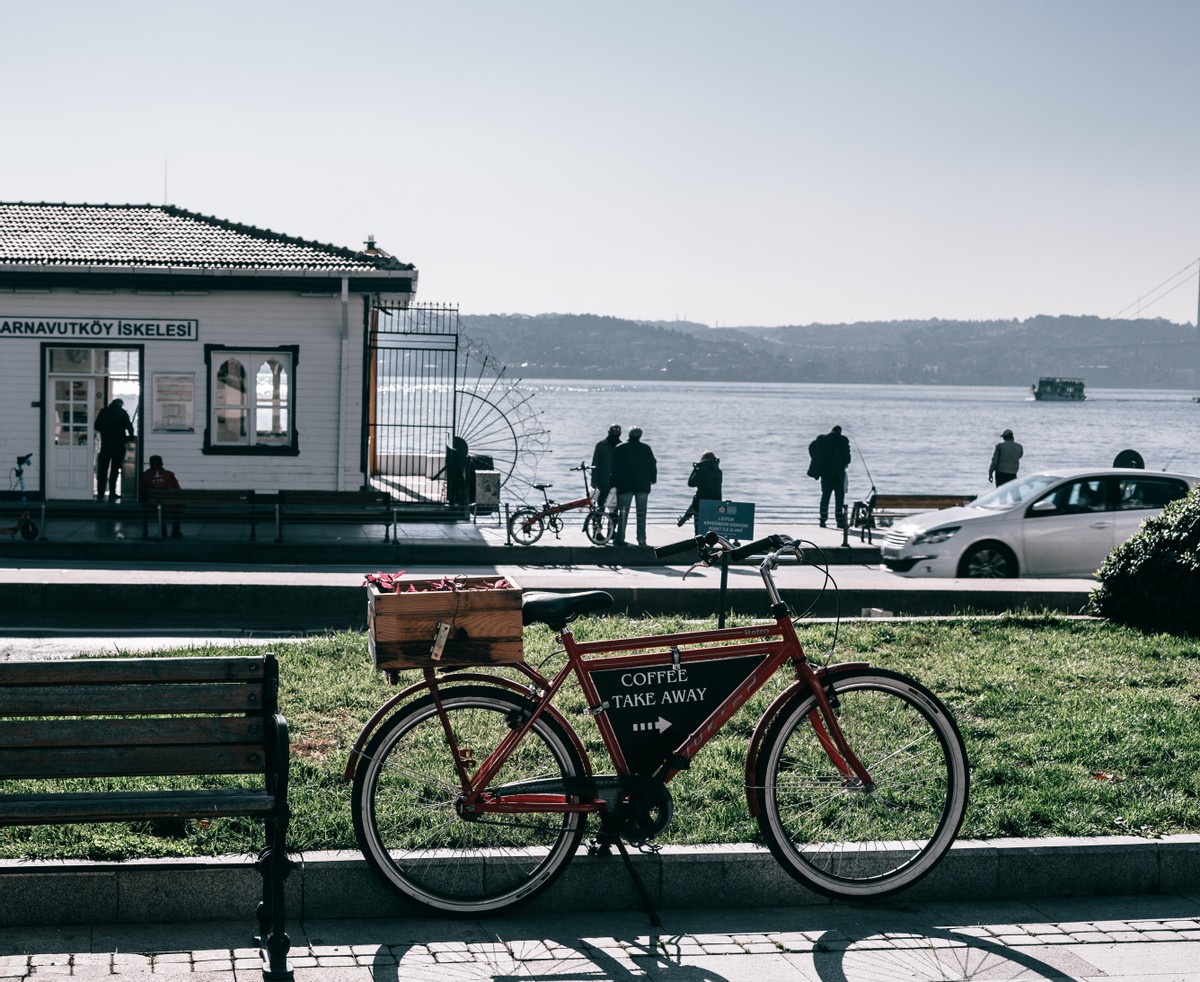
347,531,969,916
507,461,614,546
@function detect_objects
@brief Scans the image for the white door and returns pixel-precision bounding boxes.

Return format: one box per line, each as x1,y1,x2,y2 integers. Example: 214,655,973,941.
46,374,97,500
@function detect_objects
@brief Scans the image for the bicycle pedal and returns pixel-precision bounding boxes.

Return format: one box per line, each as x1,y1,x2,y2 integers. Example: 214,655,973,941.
586,838,615,857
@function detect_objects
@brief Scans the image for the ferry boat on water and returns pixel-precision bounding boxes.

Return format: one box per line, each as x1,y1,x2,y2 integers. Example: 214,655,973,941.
1031,377,1086,401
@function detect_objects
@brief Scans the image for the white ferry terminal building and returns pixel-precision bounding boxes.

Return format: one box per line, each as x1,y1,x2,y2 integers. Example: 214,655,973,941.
0,203,461,514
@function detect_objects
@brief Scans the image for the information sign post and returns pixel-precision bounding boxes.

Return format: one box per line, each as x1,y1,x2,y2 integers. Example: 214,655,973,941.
698,500,755,627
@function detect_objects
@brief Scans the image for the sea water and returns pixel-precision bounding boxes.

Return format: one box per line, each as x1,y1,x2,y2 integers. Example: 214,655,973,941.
513,380,1200,515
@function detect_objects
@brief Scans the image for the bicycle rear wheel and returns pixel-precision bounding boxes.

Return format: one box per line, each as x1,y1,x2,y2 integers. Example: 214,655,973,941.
582,509,613,545
507,507,545,546
352,685,588,915
753,668,968,900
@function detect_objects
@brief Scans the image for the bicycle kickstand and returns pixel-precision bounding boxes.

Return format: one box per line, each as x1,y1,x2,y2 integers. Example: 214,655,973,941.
591,824,661,927
614,836,661,927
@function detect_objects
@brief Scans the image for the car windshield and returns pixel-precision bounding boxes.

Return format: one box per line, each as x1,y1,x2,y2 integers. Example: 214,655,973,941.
970,473,1061,510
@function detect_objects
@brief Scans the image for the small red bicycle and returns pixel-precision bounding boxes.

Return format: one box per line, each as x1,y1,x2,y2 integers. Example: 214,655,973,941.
507,461,614,546
347,531,969,917
2,454,38,542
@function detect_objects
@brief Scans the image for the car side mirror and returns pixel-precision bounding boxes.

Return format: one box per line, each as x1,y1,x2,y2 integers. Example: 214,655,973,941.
1029,500,1058,514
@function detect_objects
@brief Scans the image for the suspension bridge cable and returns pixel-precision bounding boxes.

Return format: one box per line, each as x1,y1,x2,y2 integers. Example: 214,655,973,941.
1112,257,1200,319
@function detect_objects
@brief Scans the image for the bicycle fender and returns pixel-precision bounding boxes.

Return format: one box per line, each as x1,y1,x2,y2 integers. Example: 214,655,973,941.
342,671,590,783
743,661,869,817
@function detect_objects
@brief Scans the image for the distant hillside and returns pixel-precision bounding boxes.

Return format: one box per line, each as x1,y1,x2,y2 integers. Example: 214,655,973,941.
459,313,1199,388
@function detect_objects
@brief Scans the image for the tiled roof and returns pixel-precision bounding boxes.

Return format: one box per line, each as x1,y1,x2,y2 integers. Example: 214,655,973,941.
0,203,413,272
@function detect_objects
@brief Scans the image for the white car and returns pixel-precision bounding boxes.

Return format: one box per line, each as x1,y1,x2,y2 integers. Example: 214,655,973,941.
880,468,1199,578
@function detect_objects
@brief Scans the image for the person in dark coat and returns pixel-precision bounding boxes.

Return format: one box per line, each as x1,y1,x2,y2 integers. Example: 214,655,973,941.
812,424,851,528
94,397,134,502
611,426,657,547
682,451,723,531
590,423,622,519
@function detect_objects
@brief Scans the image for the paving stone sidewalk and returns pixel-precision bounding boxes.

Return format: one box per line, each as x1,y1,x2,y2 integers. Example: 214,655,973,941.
3,893,1200,980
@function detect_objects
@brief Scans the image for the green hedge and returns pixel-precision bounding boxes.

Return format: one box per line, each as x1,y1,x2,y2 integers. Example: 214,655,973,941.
1087,486,1200,636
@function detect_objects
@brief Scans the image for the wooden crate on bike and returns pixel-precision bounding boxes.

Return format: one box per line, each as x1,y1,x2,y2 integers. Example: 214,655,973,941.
367,575,524,669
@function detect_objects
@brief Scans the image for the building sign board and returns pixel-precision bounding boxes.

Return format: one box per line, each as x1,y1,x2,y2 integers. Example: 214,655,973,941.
591,651,771,772
0,316,198,341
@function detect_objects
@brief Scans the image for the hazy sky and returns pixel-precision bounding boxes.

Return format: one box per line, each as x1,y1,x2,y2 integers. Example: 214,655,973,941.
4,1,1199,327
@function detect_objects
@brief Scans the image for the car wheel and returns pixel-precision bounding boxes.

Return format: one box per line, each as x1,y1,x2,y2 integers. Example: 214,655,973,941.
958,542,1017,578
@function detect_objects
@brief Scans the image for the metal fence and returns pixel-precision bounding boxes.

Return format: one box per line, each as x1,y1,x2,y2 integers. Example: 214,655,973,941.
367,303,461,512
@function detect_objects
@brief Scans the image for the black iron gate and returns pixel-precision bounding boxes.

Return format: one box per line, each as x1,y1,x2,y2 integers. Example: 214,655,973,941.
367,303,463,512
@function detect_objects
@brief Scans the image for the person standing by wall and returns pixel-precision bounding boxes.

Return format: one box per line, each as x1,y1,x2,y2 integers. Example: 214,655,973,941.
94,397,134,502
612,425,657,547
683,451,723,532
810,424,851,528
988,428,1023,486
590,423,622,520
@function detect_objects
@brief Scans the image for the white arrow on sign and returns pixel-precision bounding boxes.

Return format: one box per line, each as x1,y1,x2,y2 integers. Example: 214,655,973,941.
632,717,669,733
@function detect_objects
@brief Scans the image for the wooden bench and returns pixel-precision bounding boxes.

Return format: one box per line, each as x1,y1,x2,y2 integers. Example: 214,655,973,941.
851,492,975,543
274,489,394,542
143,488,259,541
0,654,293,981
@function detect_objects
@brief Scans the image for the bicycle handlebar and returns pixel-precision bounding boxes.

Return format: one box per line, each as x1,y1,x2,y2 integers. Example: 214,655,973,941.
653,533,709,559
654,531,799,565
729,534,790,562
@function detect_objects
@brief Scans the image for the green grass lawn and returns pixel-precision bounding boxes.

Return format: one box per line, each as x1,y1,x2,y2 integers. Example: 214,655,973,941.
2,614,1198,860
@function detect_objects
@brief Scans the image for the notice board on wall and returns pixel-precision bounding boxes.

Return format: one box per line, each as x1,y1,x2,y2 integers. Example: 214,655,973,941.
151,373,195,432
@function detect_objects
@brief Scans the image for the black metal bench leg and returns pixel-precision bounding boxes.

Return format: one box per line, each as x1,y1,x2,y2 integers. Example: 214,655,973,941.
256,813,293,981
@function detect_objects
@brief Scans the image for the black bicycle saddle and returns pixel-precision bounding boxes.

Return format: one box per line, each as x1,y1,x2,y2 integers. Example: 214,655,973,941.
521,590,614,630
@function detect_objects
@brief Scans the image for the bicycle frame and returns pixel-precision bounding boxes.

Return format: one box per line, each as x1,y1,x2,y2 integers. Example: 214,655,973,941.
528,493,593,525
347,568,876,822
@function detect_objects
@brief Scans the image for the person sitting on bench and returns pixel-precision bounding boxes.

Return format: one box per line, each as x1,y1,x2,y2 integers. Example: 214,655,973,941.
140,455,183,538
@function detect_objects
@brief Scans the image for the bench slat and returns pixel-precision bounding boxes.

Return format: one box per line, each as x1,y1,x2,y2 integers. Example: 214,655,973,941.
1,744,267,780
1,716,262,750
0,788,277,826
0,657,266,686
0,682,266,717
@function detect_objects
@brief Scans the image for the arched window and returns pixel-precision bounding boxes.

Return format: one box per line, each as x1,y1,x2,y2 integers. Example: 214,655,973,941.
255,358,289,444
215,358,248,443
206,346,296,452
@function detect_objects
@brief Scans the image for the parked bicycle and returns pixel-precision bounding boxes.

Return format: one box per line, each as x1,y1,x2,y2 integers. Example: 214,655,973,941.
347,530,969,918
507,461,614,546
3,453,38,542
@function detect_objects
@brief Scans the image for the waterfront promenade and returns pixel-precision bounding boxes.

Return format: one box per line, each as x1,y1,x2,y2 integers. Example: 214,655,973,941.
0,511,1097,635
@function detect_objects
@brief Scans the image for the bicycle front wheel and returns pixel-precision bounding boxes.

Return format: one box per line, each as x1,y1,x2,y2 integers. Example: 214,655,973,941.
754,668,968,900
507,507,545,546
352,685,588,915
582,509,613,545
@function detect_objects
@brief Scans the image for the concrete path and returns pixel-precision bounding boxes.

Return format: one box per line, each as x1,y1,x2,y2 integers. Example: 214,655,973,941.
4,893,1200,980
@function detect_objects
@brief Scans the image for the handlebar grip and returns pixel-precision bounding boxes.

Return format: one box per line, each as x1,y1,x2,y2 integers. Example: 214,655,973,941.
654,535,703,559
729,534,788,562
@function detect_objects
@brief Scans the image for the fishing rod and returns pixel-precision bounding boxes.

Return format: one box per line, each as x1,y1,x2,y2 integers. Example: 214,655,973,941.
849,432,876,497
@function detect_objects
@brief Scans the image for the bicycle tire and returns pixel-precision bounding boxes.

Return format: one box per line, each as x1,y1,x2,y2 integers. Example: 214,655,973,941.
352,685,588,915
18,519,38,542
582,510,613,545
508,507,545,546
753,668,968,900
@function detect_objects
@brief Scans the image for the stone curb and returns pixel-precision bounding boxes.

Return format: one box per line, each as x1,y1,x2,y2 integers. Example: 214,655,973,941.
3,836,1197,926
